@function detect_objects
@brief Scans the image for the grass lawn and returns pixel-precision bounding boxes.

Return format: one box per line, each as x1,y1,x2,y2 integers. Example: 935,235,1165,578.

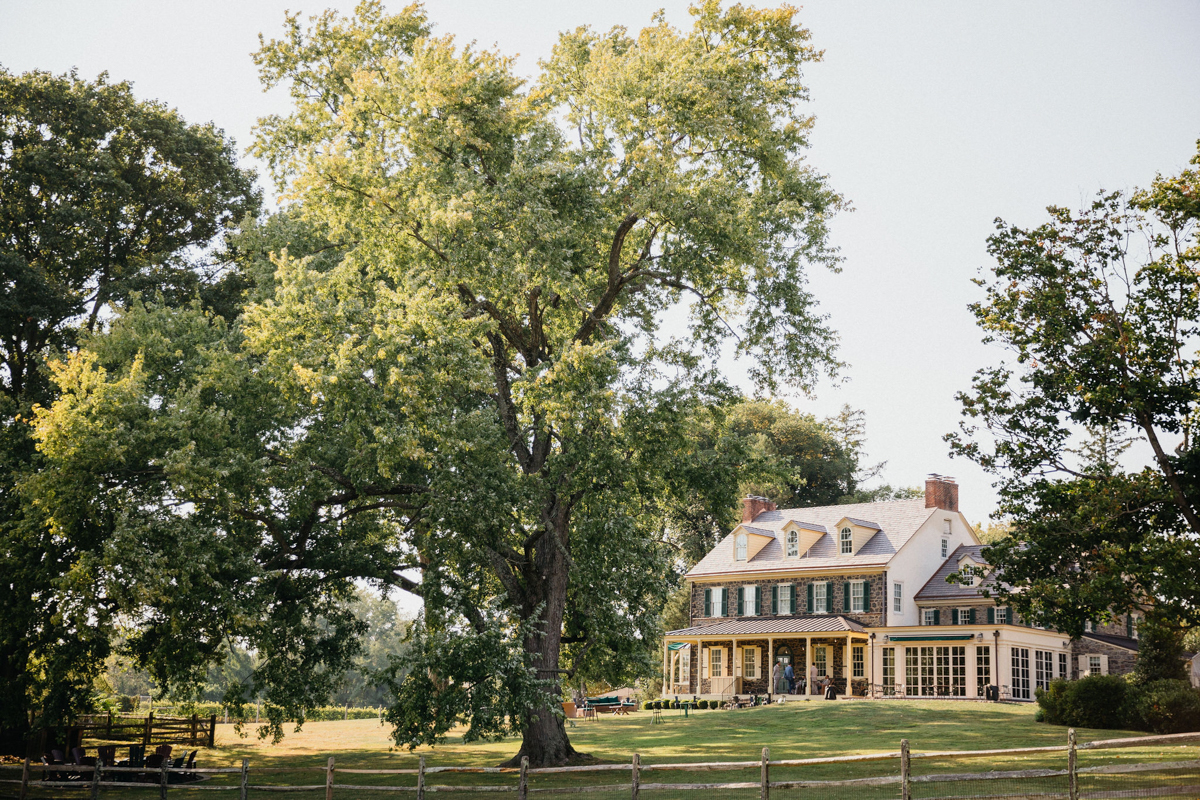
18,702,1197,798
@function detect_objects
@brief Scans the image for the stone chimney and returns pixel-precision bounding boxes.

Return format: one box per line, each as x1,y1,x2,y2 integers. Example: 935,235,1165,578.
925,475,958,512
741,495,777,523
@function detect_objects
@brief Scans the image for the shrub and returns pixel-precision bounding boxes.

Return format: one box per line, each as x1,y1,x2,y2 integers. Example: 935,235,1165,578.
642,701,653,711
1130,680,1200,734
1035,675,1129,730
1033,707,1046,723
652,700,661,710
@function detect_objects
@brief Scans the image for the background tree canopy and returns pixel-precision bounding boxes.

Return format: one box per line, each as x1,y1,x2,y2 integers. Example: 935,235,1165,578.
0,68,258,755
25,0,847,766
949,141,1200,640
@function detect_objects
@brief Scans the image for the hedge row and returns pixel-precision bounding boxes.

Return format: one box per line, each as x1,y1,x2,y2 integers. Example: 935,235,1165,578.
96,701,382,723
1036,676,1200,734
640,700,721,710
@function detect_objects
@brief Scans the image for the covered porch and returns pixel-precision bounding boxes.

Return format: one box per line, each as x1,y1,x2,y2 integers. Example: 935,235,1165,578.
663,616,870,701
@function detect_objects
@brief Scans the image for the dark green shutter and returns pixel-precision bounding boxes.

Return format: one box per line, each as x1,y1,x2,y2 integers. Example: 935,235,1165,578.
772,586,779,615
933,609,941,626
704,589,712,617
790,584,798,614
1126,616,1133,637
844,581,851,613
863,581,870,612
969,608,977,625
1005,606,1012,625
737,587,745,617
950,608,958,625
987,606,994,624
807,583,814,613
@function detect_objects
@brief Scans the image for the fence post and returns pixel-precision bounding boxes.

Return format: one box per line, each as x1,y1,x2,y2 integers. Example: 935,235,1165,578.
19,755,29,800
631,753,640,800
208,715,217,748
1068,728,1078,800
160,755,169,800
761,747,770,800
239,758,249,800
90,758,103,800
417,755,425,800
518,755,529,800
144,711,154,747
326,756,335,800
107,713,113,739
191,714,198,745
900,738,910,800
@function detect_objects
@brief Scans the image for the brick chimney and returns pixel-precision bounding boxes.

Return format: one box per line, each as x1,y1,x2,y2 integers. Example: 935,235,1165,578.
925,475,958,512
741,495,777,523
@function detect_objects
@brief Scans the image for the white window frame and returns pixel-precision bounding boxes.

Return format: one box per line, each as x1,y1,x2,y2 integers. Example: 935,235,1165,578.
923,609,936,626
814,645,828,677
778,584,792,614
957,608,970,625
962,566,976,586
852,645,865,678
742,585,758,617
743,647,758,679
1088,655,1102,676
786,530,799,557
735,533,748,561
713,587,725,617
893,582,903,614
711,648,724,678
814,581,828,614
840,527,853,555
995,607,1008,625
851,580,865,613
941,538,948,558
943,519,951,534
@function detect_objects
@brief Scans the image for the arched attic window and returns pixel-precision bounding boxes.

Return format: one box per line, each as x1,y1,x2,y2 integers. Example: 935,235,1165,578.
735,533,748,561
840,527,853,555
786,530,799,557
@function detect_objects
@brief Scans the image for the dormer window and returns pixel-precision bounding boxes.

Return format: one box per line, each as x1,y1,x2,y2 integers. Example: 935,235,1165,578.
735,533,748,561
962,566,976,587
840,527,853,555
786,530,799,557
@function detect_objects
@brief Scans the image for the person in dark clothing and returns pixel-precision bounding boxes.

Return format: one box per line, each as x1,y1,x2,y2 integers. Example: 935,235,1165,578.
784,663,795,694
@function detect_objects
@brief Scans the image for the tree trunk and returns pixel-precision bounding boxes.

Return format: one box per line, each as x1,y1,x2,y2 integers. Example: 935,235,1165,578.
501,511,584,768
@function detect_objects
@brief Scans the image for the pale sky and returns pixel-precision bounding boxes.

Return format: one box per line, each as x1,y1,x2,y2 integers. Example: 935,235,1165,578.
3,0,1199,528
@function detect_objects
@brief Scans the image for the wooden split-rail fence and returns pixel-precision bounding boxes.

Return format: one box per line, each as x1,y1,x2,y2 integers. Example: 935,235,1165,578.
2,729,1199,799
70,713,217,749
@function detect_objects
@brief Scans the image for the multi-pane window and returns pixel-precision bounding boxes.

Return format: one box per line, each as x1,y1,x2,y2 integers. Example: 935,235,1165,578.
962,566,976,586
957,608,971,625
893,583,903,613
1088,655,1102,676
1058,652,1067,679
905,648,920,696
680,650,690,683
840,527,853,555
851,581,865,613
1012,647,1031,700
786,530,799,557
814,582,828,614
735,533,748,561
742,586,758,616
743,647,758,679
852,645,865,678
883,647,896,695
1084,620,1093,633
778,584,792,614
941,538,948,558
976,646,991,696
923,609,936,626
1034,650,1053,693
711,648,723,678
937,646,966,697
814,646,828,677
995,607,1008,624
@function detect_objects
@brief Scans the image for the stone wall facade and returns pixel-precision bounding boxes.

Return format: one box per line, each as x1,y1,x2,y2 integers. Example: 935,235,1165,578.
681,636,865,696
689,572,888,628
1070,638,1137,680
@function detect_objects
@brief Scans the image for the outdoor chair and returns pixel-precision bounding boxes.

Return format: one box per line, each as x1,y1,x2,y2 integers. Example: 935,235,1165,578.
98,746,117,768
42,754,68,783
143,753,164,782
127,744,145,769
156,744,173,759
184,750,198,782
167,754,189,784
71,746,96,767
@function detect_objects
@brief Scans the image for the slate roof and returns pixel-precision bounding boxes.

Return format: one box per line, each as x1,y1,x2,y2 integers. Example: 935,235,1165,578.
686,498,939,578
1082,632,1139,652
913,544,1006,601
667,615,868,637
844,517,882,530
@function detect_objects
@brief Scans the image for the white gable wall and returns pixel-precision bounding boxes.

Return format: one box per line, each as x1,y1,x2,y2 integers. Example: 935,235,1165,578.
886,510,979,626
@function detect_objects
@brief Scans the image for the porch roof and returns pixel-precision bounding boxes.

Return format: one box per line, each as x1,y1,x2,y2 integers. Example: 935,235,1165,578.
666,615,867,637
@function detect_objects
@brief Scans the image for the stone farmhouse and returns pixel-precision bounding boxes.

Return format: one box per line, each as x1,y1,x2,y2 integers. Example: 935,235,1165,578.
662,476,1141,702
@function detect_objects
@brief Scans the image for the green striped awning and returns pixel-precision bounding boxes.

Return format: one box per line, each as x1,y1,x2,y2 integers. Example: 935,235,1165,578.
667,642,691,651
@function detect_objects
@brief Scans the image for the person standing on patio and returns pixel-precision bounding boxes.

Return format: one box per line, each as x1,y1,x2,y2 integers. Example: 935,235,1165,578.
773,661,783,694
784,662,795,694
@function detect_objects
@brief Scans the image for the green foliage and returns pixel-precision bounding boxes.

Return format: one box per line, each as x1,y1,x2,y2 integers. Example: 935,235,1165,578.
235,0,843,766
1130,680,1200,734
949,141,1200,634
1035,676,1131,730
0,67,257,754
1133,617,1189,683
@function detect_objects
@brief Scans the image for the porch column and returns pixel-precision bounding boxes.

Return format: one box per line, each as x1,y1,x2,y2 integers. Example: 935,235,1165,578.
662,640,670,697
768,637,775,697
805,636,813,694
843,637,851,692
969,643,979,697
